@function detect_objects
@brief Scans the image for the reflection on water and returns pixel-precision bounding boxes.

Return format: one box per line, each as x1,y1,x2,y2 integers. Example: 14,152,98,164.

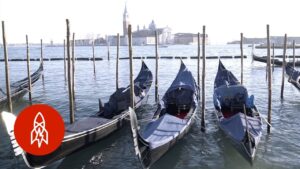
0,45,300,169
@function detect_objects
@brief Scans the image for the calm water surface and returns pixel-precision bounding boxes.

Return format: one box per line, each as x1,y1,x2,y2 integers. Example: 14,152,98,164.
0,45,299,169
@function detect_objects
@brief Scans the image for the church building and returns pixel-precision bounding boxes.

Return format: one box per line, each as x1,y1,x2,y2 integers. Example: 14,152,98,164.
109,4,173,46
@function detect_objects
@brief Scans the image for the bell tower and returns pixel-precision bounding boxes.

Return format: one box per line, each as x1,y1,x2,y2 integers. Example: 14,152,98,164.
123,3,130,36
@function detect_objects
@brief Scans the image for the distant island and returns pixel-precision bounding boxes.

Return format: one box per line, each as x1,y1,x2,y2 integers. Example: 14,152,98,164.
227,36,300,49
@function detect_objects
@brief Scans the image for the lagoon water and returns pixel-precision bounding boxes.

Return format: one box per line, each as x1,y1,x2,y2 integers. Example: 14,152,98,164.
0,45,299,169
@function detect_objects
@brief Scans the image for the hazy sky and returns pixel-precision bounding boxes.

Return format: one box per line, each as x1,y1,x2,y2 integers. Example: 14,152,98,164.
0,0,299,44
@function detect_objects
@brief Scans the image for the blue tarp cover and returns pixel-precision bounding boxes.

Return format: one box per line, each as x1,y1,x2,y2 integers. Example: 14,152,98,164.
162,62,197,106
214,61,239,88
220,113,262,142
286,64,300,89
214,85,248,107
142,114,187,149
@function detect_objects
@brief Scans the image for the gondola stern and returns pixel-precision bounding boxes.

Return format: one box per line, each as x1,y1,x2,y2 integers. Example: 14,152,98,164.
218,60,226,70
241,135,258,164
128,108,152,169
179,60,187,70
0,111,36,168
1,111,24,156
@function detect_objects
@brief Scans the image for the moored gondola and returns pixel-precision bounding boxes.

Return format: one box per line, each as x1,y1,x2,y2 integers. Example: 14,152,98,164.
286,63,300,90
213,60,263,162
1,61,153,168
0,62,43,108
129,61,199,168
252,54,300,66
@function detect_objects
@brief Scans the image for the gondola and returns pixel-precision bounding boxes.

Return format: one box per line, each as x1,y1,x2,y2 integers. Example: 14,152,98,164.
0,61,43,108
213,60,262,162
286,63,300,90
129,61,199,168
1,61,153,168
252,54,300,66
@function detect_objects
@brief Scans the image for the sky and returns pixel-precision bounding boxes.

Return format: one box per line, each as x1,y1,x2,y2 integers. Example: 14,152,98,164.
0,0,300,44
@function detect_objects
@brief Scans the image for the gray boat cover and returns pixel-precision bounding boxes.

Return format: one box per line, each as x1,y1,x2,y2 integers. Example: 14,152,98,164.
66,117,111,133
214,61,239,88
220,113,262,142
142,114,187,149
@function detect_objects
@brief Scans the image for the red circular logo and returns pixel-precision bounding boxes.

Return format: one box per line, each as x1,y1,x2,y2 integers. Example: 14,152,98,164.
14,104,65,156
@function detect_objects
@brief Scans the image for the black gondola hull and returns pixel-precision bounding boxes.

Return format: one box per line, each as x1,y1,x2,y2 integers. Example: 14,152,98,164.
0,62,43,108
25,112,129,168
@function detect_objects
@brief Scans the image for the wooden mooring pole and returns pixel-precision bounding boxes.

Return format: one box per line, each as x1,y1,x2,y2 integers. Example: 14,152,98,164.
201,25,206,131
128,25,134,109
267,25,272,133
197,32,200,89
272,43,275,72
66,19,74,123
64,39,66,81
2,21,12,112
92,40,96,74
155,30,159,103
26,35,32,104
293,40,296,68
40,39,44,82
116,33,120,90
240,33,244,85
280,34,287,99
72,33,75,103
107,41,110,61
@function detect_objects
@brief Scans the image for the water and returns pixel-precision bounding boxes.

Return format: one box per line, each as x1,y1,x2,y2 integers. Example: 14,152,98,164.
0,45,300,169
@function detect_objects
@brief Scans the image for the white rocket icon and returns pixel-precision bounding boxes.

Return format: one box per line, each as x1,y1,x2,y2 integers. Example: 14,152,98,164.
30,112,48,148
